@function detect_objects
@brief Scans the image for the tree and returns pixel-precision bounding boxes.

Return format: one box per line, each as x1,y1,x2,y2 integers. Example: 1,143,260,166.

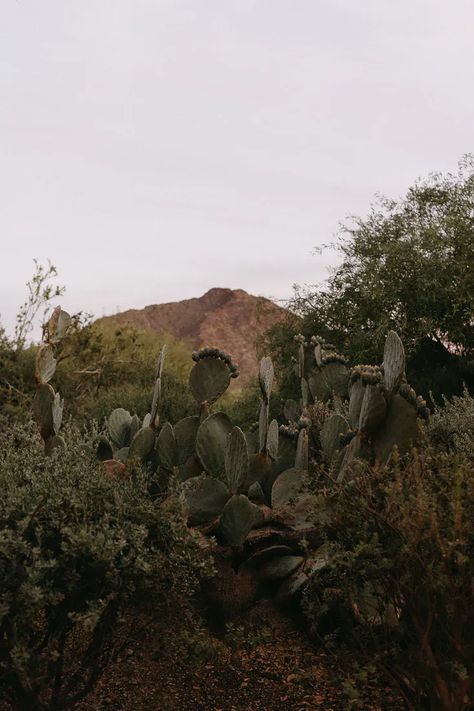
291,156,474,400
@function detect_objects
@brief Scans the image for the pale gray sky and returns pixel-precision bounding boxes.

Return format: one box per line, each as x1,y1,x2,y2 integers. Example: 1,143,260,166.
1,0,473,336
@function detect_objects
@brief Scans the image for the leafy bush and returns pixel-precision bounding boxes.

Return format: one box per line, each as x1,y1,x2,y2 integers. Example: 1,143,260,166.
0,323,197,433
0,422,209,710
428,388,474,462
302,447,474,710
0,345,36,427
284,157,474,400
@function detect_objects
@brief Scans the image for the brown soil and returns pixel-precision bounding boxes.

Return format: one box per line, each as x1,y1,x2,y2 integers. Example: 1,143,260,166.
78,601,403,711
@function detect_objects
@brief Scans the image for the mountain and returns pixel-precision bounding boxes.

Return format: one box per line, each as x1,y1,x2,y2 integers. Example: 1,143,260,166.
98,288,295,383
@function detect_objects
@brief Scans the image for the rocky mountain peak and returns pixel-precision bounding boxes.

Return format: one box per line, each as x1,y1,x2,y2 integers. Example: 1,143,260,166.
98,288,295,383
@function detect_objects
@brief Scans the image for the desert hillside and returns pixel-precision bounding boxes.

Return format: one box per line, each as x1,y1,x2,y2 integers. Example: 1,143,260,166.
98,288,295,381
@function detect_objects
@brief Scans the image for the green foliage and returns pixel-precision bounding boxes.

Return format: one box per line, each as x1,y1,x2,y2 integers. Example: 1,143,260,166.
0,261,65,428
0,422,208,710
220,494,263,549
428,387,474,462
219,379,281,432
54,322,196,425
13,260,65,351
3,257,473,709
286,157,474,400
302,447,474,710
195,412,233,479
181,475,231,526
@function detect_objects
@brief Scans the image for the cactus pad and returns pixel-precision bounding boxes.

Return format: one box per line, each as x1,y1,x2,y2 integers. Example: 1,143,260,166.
301,377,310,407
295,429,308,470
320,414,348,465
114,447,130,463
129,426,156,463
150,345,167,425
314,343,322,367
182,475,230,526
225,426,249,494
358,384,387,434
283,399,300,423
383,331,405,394
220,494,263,548
178,454,203,482
248,481,265,505
44,434,65,456
258,555,304,583
108,408,132,448
129,414,141,442
244,545,295,570
308,369,331,402
196,412,233,478
275,569,308,604
33,383,55,440
348,378,365,429
271,468,305,508
267,419,279,460
259,356,274,400
97,438,114,461
323,361,349,398
337,434,372,482
246,452,274,492
373,393,420,466
52,392,63,435
174,416,200,465
35,344,57,384
190,357,231,405
46,307,72,344
258,401,269,452
156,423,177,470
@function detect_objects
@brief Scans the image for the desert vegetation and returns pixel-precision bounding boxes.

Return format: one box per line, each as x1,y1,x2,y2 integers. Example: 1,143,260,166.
1,161,473,710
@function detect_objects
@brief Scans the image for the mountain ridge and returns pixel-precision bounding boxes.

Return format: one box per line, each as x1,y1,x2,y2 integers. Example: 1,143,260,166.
97,288,296,382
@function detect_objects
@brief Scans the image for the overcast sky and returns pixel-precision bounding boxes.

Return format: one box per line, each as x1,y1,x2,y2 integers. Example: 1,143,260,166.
1,0,473,337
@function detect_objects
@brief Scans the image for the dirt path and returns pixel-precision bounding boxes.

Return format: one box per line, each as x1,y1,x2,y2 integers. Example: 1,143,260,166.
79,602,403,711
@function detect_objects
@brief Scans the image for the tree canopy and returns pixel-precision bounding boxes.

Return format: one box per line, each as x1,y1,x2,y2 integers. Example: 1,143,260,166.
290,156,474,399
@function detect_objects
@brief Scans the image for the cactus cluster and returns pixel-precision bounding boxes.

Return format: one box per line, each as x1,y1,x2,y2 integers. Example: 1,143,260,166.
96,340,315,602
95,330,427,604
95,346,236,492
324,331,429,480
292,333,350,409
36,310,428,610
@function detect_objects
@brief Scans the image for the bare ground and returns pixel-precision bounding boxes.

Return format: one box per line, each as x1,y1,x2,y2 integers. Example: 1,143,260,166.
78,601,404,711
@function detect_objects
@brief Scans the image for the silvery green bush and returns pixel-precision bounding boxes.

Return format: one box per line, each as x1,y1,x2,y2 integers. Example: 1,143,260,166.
428,387,474,462
0,422,208,710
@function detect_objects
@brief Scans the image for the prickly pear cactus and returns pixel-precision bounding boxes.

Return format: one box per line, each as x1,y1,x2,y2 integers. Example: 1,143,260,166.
32,308,69,454
320,414,348,466
224,426,249,494
196,412,233,478
190,348,239,419
293,334,350,405
150,345,166,428
336,331,429,478
220,495,263,548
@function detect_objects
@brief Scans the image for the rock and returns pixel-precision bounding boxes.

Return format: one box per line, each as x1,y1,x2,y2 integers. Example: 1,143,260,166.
102,459,127,479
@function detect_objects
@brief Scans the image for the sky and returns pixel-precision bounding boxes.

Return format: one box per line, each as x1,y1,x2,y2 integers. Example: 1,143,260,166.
1,0,473,337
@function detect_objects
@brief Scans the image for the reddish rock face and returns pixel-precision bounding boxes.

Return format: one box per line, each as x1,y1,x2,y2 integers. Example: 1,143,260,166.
98,288,297,383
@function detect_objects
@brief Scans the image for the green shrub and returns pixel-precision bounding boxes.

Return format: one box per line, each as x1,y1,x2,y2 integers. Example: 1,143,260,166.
302,447,474,710
428,388,474,462
0,422,209,710
219,380,282,431
0,344,36,429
